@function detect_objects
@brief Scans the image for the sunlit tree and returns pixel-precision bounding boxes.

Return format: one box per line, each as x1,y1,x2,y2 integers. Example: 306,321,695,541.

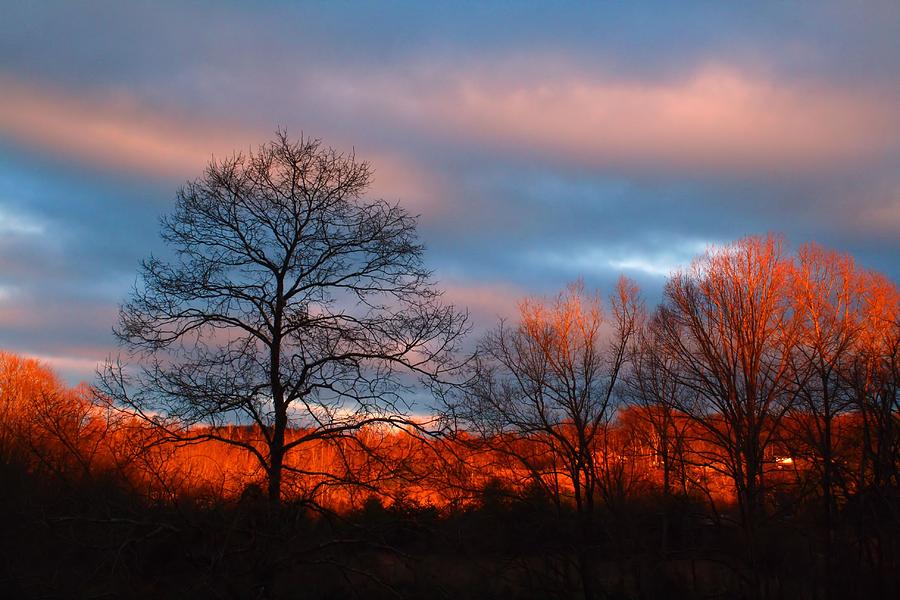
623,311,696,554
625,313,695,499
844,271,899,496
450,278,640,599
0,352,59,466
0,352,119,482
787,245,866,530
655,235,800,534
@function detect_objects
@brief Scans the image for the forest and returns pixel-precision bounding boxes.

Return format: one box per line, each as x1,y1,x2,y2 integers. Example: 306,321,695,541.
1,136,898,600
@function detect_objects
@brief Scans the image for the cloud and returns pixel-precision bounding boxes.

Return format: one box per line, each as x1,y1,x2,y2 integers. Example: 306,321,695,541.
325,64,900,176
356,150,456,218
0,292,118,384
0,4,898,392
850,189,900,239
529,238,711,280
439,279,525,330
10,54,884,189
0,206,45,236
25,353,104,384
0,74,456,219
0,75,257,179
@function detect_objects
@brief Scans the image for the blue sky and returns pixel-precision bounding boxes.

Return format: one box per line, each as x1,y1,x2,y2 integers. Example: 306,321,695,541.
1,1,899,382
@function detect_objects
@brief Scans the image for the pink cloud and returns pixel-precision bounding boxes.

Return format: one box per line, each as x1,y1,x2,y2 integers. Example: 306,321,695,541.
358,150,453,218
25,352,104,382
6,64,899,183
0,296,117,332
329,64,900,174
0,76,260,178
6,64,897,232
0,75,453,218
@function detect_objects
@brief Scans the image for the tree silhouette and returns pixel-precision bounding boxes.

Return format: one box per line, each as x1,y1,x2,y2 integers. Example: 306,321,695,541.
449,279,641,599
99,132,468,504
623,312,695,554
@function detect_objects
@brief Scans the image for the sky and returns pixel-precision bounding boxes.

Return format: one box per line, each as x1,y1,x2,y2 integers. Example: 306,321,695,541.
1,1,899,383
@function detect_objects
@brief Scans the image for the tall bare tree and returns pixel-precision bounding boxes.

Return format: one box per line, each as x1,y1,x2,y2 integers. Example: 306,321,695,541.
623,312,696,555
655,235,800,535
99,132,468,504
829,269,900,594
787,246,865,525
449,278,640,599
625,313,694,500
846,271,900,497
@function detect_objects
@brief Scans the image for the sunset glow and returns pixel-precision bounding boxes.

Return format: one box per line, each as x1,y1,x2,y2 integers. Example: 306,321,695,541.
1,3,898,599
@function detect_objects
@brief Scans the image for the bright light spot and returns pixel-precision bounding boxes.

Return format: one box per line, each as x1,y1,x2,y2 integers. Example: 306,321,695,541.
532,239,709,278
608,257,680,278
775,456,794,465
0,207,45,236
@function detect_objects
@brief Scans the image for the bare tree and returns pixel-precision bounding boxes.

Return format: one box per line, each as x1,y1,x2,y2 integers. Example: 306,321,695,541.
0,352,125,485
623,312,696,554
786,246,865,534
654,235,800,537
99,132,468,505
625,313,694,499
448,278,640,599
844,271,900,497
0,352,56,467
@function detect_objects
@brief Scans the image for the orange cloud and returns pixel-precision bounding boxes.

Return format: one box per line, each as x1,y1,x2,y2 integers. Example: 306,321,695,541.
346,64,900,174
7,65,897,213
358,150,453,218
0,75,454,217
0,76,259,178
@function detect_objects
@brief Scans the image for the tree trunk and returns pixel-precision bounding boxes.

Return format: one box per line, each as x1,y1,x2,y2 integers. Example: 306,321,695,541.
267,404,287,505
268,443,283,505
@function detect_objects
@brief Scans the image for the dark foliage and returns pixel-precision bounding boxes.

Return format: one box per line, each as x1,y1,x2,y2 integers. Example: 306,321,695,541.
1,457,898,599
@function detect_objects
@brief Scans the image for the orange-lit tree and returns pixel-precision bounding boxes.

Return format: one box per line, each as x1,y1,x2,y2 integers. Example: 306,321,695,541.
842,269,899,567
787,245,866,531
451,278,640,599
0,352,124,484
0,352,61,468
850,272,899,488
655,235,800,538
99,132,468,505
625,312,695,498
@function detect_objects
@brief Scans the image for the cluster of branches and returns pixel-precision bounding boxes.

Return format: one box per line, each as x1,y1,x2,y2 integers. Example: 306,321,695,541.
96,132,469,506
446,234,899,599
631,237,899,534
